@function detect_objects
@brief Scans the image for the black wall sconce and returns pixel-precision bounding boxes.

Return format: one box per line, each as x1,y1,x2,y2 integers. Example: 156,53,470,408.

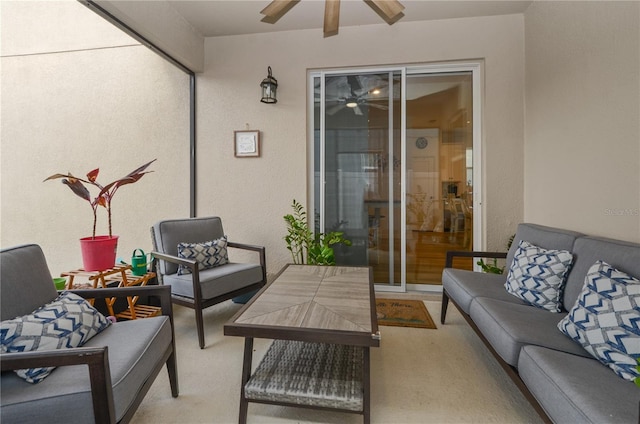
260,66,278,104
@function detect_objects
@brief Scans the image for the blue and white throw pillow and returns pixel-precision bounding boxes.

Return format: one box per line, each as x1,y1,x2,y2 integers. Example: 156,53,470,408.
0,292,111,383
558,261,640,382
177,236,229,275
504,240,574,312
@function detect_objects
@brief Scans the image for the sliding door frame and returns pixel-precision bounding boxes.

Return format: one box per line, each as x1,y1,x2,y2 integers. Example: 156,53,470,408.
308,61,483,293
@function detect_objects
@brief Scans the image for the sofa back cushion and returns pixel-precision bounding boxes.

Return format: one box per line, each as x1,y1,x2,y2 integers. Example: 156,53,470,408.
507,223,583,268
564,236,640,310
1,244,57,321
151,217,225,276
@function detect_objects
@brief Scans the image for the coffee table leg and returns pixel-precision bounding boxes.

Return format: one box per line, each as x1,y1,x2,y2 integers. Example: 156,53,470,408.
363,346,370,424
239,337,253,424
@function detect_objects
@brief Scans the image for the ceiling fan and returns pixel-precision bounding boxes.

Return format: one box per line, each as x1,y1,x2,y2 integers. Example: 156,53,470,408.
260,0,405,37
324,75,389,116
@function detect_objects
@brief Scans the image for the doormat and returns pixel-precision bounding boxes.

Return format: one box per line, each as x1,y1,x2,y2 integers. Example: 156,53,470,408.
376,299,437,329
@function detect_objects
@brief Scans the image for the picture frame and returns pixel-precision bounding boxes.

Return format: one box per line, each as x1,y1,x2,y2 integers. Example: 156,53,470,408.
234,130,260,157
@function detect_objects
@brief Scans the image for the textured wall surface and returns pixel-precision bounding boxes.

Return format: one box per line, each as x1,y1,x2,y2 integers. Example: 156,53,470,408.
1,1,191,275
524,1,640,242
200,14,526,276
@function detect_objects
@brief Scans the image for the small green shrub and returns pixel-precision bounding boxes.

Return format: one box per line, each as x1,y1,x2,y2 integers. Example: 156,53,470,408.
284,199,351,265
477,258,505,274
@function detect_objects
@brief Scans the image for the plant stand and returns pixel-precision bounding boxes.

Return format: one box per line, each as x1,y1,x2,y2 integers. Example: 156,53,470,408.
60,265,160,320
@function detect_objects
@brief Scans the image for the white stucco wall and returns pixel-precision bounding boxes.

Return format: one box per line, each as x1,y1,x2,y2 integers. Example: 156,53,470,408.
92,0,205,72
1,1,191,275
524,1,640,242
199,14,526,276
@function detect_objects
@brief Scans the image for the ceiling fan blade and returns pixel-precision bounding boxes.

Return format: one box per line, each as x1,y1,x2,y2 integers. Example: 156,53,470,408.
327,104,346,115
354,105,364,116
367,103,389,110
346,75,363,95
260,0,301,24
324,0,340,37
364,0,405,25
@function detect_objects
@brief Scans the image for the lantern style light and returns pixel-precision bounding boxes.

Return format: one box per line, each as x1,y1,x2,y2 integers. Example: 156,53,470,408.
260,66,278,104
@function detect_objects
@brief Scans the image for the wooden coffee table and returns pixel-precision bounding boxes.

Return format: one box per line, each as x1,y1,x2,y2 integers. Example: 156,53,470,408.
224,264,380,424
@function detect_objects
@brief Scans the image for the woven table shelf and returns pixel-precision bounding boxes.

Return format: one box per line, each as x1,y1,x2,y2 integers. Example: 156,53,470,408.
244,340,364,412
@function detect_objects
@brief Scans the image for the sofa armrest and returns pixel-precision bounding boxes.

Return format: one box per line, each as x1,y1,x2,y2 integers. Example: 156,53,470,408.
1,347,116,424
445,250,507,268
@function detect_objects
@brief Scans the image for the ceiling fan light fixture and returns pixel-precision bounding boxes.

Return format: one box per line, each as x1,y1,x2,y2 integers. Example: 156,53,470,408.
346,99,358,108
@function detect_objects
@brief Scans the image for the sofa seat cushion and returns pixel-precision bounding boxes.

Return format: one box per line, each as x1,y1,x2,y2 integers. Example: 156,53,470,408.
164,262,263,300
519,345,640,424
1,316,171,424
469,297,590,366
442,268,523,315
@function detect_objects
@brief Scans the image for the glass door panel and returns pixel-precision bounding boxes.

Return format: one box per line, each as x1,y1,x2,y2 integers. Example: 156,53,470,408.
405,72,474,286
316,70,403,288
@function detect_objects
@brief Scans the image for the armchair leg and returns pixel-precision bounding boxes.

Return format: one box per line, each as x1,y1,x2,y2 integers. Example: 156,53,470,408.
441,290,449,324
167,352,179,397
195,308,206,349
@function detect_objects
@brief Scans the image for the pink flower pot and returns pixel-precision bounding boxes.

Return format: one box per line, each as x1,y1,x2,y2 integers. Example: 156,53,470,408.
80,235,119,271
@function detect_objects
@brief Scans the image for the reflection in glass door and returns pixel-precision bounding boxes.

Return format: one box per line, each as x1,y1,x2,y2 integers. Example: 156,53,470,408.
314,70,403,289
311,64,479,292
405,72,475,287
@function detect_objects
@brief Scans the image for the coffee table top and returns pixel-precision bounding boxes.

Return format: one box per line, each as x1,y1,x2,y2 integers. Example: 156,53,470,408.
225,264,379,347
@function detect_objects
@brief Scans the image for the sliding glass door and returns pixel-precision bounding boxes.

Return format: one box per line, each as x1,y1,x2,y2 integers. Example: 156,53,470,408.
310,63,480,292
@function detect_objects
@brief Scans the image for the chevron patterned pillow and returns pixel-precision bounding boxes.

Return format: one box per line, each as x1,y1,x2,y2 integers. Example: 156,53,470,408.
558,261,640,382
0,292,111,383
176,236,229,275
504,240,574,312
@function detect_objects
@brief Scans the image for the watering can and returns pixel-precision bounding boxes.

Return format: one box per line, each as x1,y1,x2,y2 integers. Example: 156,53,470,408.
131,249,151,276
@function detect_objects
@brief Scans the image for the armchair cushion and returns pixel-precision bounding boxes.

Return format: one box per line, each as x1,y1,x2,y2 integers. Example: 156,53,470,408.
177,236,228,275
1,292,111,383
164,262,263,300
505,240,574,312
152,216,225,276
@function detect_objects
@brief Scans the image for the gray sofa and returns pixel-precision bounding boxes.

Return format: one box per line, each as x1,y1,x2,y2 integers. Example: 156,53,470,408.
1,244,179,424
441,223,640,423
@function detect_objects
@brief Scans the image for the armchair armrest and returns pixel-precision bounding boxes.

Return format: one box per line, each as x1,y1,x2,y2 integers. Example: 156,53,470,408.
227,241,266,283
150,251,199,274
445,250,507,269
1,347,116,424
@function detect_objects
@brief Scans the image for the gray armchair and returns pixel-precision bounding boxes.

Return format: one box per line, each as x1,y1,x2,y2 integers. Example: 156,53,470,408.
1,244,178,424
150,216,266,349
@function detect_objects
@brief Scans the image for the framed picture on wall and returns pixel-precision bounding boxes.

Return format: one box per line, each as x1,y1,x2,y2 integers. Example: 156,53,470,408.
234,130,260,157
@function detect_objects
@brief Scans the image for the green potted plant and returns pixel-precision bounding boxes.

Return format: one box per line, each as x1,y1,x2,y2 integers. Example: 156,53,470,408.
284,199,351,265
45,159,156,271
476,233,516,274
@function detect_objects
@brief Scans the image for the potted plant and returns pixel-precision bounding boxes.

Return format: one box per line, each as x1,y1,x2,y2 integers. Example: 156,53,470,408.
45,159,156,271
283,199,351,265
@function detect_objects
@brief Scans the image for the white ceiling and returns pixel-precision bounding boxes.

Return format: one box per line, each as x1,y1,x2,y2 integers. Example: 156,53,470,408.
166,0,533,37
